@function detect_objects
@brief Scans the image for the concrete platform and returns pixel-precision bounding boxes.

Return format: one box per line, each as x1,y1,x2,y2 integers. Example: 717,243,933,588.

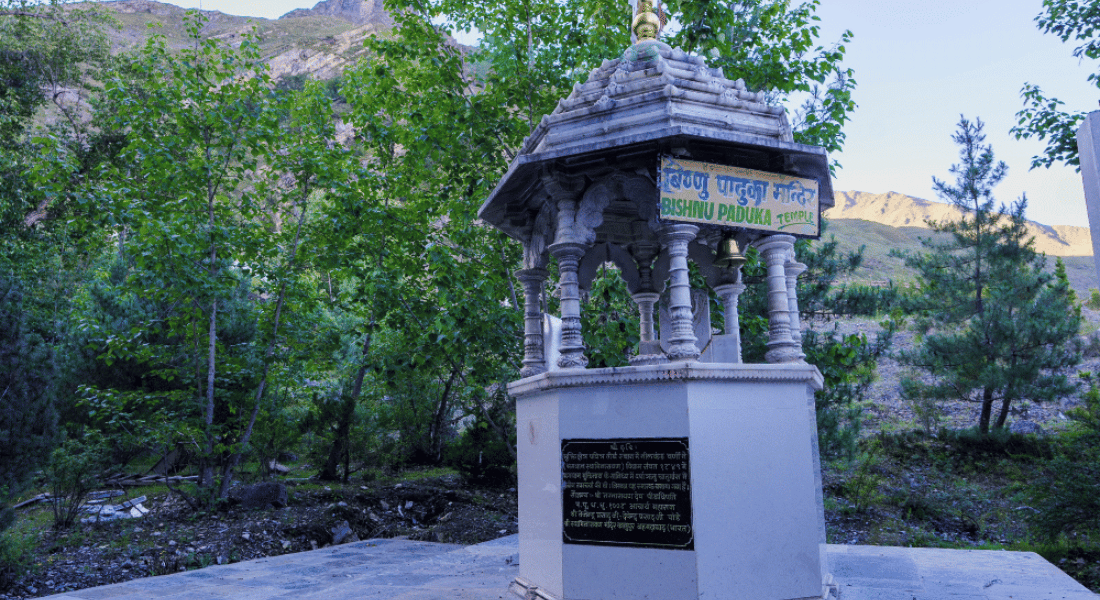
37,536,1097,600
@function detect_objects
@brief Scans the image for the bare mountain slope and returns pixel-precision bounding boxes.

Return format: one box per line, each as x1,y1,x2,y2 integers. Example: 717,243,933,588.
99,0,387,80
281,0,392,26
826,191,1093,257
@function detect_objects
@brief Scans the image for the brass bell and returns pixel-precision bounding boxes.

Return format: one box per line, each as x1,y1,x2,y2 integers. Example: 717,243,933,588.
714,237,746,270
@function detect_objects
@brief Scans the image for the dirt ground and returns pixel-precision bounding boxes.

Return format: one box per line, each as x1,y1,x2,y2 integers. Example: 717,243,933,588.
0,473,518,599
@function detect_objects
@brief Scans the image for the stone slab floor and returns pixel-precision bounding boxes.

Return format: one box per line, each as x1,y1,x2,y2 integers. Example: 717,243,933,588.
36,535,1097,600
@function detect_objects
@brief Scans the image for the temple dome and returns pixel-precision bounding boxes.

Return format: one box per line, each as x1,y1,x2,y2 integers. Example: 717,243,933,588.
519,40,793,157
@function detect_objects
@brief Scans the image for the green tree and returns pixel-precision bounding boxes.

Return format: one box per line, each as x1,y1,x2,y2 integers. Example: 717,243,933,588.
1011,0,1100,169
898,116,1082,434
92,13,335,501
430,0,855,161
665,0,855,159
100,17,275,493
323,12,525,472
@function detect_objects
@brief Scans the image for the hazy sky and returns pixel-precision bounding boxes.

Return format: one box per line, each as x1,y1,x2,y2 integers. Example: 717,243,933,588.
160,0,1099,227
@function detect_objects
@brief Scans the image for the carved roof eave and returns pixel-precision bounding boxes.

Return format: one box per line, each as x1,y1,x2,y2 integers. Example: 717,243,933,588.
477,125,833,242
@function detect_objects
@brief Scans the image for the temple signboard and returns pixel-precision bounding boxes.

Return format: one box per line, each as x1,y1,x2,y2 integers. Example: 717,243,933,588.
659,156,820,238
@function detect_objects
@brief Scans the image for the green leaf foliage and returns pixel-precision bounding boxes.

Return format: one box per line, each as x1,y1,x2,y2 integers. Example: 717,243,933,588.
1011,0,1100,169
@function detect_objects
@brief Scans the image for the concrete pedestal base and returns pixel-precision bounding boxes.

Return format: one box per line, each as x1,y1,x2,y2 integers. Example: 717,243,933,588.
510,362,827,600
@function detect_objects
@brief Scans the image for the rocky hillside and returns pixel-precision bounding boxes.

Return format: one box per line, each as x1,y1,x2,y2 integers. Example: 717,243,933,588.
98,0,391,79
281,0,392,26
827,190,1093,258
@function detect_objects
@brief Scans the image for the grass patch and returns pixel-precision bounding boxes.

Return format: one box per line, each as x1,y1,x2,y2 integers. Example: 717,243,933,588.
825,427,1100,591
374,466,457,486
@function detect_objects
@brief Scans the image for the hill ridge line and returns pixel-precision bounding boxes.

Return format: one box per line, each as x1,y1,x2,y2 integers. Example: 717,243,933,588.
826,190,1093,257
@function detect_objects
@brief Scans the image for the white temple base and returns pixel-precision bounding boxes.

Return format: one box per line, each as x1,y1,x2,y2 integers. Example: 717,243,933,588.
510,362,828,600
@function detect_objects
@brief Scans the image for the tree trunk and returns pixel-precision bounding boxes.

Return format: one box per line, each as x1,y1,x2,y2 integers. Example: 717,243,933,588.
319,327,374,481
978,386,994,434
993,356,1019,431
201,298,217,488
319,395,355,481
343,443,351,482
430,366,461,463
202,173,219,491
217,185,311,498
993,394,1012,430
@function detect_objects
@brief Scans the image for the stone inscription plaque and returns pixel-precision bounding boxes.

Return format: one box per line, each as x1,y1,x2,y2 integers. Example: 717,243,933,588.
561,438,693,550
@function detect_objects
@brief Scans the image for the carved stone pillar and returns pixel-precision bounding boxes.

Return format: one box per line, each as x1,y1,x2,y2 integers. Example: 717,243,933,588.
634,292,660,343
628,243,666,366
755,234,802,364
659,223,700,361
785,257,808,348
713,272,747,363
550,241,588,368
629,292,667,366
515,268,549,377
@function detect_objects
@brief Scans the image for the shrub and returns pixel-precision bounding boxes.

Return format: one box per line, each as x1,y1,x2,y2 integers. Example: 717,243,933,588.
0,527,33,590
902,374,944,436
47,434,110,529
939,427,1052,459
1027,447,1100,539
1087,288,1100,311
842,440,886,513
1068,372,1100,436
831,283,900,317
1026,373,1100,539
445,417,515,487
805,326,893,461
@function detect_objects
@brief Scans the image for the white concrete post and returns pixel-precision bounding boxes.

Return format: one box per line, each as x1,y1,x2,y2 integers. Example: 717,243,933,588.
1076,111,1100,285
660,223,700,361
550,241,589,368
515,268,549,377
755,234,802,364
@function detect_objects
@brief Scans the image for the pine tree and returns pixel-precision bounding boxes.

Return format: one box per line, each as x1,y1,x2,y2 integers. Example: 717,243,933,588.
898,116,1082,434
0,276,58,521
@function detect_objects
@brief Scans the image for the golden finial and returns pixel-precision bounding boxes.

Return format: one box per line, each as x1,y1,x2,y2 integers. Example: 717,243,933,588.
632,0,662,42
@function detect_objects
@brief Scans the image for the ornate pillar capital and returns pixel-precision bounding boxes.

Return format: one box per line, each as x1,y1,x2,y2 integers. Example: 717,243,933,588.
660,223,700,249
